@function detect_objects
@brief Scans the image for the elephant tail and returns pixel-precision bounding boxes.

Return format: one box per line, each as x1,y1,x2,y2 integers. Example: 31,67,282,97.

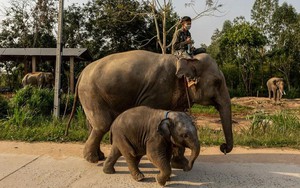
65,73,82,136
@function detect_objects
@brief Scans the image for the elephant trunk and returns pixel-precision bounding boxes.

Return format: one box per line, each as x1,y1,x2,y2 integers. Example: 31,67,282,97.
184,137,200,171
218,98,233,154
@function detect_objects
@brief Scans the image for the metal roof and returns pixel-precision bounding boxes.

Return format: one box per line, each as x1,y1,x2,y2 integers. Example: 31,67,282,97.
0,48,93,61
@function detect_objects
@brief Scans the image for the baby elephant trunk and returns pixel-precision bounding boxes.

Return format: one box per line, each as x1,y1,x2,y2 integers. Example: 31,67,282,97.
185,139,200,171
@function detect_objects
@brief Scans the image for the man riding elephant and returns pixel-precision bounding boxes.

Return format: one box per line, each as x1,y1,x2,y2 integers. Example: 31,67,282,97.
66,50,233,171
173,16,206,58
22,72,54,88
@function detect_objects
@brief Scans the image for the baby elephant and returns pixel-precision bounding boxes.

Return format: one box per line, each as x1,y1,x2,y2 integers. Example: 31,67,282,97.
103,106,200,186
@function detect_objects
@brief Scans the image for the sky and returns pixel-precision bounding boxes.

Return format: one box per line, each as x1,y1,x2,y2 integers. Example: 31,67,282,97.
1,0,300,46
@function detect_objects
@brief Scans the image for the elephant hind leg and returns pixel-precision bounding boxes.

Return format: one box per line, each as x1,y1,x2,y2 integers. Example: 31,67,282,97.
83,128,107,163
116,138,144,181
103,145,122,174
82,105,114,163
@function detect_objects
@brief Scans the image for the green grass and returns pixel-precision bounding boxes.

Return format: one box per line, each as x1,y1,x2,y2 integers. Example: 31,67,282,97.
198,110,300,149
1,88,299,149
0,116,87,142
191,103,253,115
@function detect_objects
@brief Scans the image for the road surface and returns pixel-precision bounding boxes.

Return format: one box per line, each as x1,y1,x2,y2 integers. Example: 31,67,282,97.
0,141,300,188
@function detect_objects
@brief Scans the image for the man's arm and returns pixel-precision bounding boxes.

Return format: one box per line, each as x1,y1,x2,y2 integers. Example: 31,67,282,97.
173,30,191,51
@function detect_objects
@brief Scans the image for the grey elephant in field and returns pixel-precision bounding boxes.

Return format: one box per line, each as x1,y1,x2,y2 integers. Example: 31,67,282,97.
66,50,233,170
22,72,54,88
103,106,200,186
266,77,285,102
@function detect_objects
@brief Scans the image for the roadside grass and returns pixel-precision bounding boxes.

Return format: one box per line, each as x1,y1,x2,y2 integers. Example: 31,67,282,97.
0,88,299,149
191,103,253,115
198,110,300,149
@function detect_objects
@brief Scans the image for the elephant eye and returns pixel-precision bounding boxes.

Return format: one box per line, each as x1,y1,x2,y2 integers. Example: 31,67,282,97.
181,133,188,138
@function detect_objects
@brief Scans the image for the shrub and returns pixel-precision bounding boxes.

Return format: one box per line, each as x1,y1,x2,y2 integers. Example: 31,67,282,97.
0,94,9,119
285,87,300,99
10,86,54,116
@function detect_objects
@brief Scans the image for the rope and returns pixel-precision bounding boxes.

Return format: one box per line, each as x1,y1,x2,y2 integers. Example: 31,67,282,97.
184,76,192,114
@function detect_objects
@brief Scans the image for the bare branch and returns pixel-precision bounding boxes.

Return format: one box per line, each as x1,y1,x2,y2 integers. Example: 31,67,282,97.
137,35,157,49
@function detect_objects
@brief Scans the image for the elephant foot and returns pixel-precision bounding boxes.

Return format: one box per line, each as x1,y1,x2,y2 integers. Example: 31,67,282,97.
132,172,145,181
83,148,105,163
97,149,105,160
103,165,115,174
155,174,167,186
171,156,188,170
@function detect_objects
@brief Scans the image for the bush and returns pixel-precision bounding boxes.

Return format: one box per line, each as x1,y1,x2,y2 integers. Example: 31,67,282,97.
60,93,76,115
285,87,300,99
0,95,9,119
10,86,54,116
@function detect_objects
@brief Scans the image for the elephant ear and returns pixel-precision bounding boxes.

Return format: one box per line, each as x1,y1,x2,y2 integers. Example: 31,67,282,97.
175,58,198,79
157,118,171,137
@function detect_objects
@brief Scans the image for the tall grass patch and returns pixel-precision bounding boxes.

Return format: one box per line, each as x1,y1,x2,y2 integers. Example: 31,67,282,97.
0,86,88,142
235,110,300,148
0,94,9,119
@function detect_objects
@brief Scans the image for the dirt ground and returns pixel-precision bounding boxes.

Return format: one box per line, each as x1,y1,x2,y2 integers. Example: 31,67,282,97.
195,97,300,131
1,141,300,188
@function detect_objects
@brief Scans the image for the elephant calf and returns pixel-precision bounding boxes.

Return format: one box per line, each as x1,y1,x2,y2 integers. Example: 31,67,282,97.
103,106,200,186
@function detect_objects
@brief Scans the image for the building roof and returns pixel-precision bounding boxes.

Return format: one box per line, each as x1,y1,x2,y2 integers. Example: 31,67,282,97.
0,48,93,61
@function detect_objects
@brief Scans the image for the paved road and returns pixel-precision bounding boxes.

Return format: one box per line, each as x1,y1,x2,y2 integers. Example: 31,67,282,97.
0,142,300,188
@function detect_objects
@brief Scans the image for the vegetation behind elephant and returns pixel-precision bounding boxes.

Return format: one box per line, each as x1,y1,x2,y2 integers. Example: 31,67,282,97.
22,72,54,88
266,77,285,102
103,106,200,186
66,50,233,165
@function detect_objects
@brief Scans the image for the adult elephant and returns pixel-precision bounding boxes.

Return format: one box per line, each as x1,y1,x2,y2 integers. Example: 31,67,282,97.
66,50,233,165
266,77,285,102
22,72,54,88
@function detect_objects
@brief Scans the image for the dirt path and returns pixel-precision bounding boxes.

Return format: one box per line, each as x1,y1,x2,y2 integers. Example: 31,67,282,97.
1,141,300,188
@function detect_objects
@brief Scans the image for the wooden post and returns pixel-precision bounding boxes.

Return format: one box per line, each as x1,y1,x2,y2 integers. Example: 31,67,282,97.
70,56,75,93
53,0,64,117
24,61,28,75
32,56,36,72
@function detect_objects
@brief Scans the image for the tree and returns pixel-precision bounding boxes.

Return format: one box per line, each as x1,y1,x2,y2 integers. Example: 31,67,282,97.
251,0,278,45
219,17,267,95
139,0,223,54
63,4,85,48
268,2,300,90
31,0,56,48
79,0,152,59
0,0,32,48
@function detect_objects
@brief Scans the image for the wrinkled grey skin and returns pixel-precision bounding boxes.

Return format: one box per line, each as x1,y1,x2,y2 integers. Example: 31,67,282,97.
103,106,200,186
66,50,233,166
267,77,285,102
22,72,54,88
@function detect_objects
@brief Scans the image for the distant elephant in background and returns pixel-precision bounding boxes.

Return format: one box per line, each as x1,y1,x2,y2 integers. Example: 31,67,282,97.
103,106,200,186
266,77,285,102
22,72,54,88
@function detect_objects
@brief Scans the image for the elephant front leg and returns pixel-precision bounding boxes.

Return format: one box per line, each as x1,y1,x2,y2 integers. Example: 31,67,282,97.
148,153,172,186
83,129,105,163
171,145,189,171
